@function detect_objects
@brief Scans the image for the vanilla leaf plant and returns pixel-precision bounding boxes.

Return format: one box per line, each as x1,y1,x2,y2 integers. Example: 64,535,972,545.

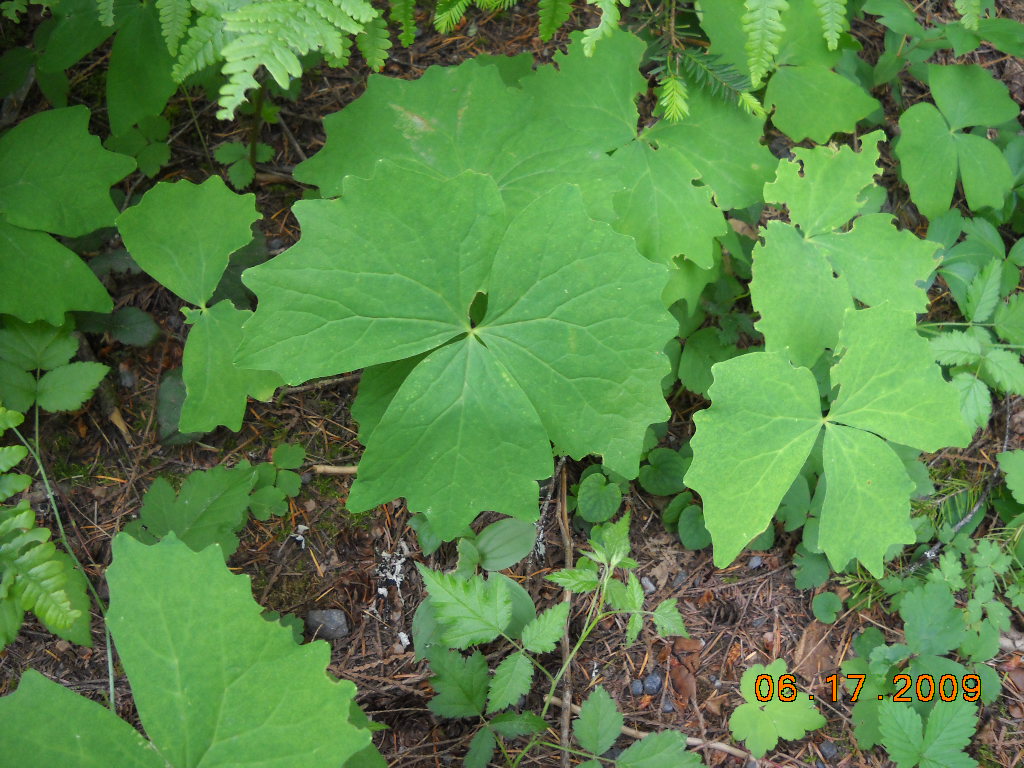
237,164,676,540
686,135,972,576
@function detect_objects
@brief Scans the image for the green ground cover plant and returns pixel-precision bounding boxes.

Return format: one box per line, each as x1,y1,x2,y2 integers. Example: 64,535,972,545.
1,0,1024,765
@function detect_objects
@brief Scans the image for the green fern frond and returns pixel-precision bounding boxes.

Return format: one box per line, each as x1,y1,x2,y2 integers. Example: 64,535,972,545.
338,0,379,23
97,0,115,25
156,0,193,54
813,0,847,49
737,90,767,118
434,0,472,32
538,0,572,41
0,595,24,649
954,0,981,30
742,0,788,87
475,0,516,11
679,48,753,101
357,15,391,71
581,0,626,56
173,14,229,80
323,35,354,67
389,0,416,46
174,0,382,119
657,72,689,122
1,500,80,649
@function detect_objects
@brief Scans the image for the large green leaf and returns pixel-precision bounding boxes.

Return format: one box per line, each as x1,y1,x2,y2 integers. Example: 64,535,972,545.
820,424,916,574
239,168,673,538
828,305,971,451
106,1,176,136
295,31,642,213
765,65,880,144
0,106,135,236
0,670,164,768
689,307,969,574
108,534,370,767
179,301,283,432
117,177,259,306
0,535,371,767
293,30,725,268
751,222,853,368
644,87,774,210
601,139,726,268
812,215,939,313
896,102,959,220
763,133,883,237
930,63,1019,132
0,221,112,323
686,352,823,566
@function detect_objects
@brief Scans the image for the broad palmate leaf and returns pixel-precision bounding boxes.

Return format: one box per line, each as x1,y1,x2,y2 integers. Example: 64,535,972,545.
0,534,372,767
294,30,727,268
687,305,970,575
238,165,674,538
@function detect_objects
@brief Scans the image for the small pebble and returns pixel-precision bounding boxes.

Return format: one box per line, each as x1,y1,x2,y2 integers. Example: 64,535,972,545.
629,679,644,696
661,699,675,713
602,747,622,760
671,572,688,588
748,555,763,570
640,576,657,595
820,741,839,760
816,762,827,768
751,616,767,628
643,672,664,695
305,609,350,640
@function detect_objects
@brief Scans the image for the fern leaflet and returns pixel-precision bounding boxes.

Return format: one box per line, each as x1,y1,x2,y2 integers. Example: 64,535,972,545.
172,0,382,119
97,0,115,26
538,0,572,41
434,0,473,32
1,500,80,649
173,14,229,81
657,71,689,122
157,0,192,55
955,0,981,30
813,0,847,49
389,0,416,46
357,15,391,71
680,49,751,101
742,0,788,87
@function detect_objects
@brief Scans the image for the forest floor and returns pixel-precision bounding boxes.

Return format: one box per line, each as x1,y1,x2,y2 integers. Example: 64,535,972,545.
2,2,1024,767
